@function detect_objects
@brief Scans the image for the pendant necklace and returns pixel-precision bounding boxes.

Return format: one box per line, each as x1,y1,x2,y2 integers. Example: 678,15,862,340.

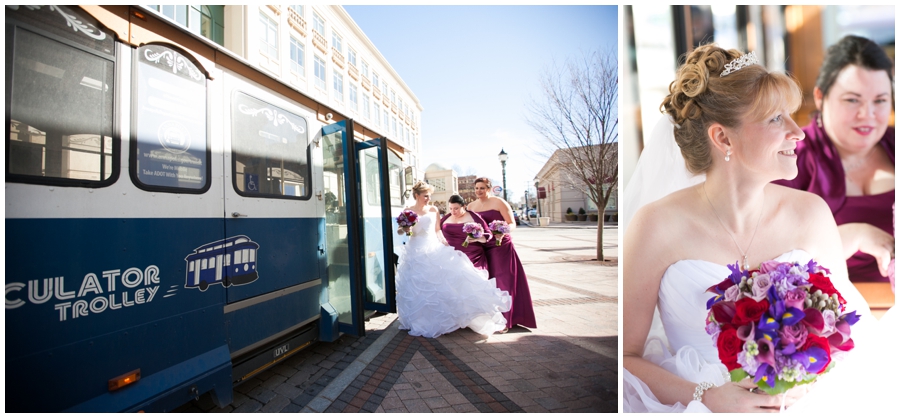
703,184,764,271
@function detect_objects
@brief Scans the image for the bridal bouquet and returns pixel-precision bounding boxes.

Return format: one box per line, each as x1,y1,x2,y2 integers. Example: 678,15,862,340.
488,220,510,246
397,210,418,236
461,222,484,247
705,259,859,395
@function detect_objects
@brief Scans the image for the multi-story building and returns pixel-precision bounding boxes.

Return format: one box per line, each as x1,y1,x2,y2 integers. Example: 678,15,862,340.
144,4,424,185
457,175,478,203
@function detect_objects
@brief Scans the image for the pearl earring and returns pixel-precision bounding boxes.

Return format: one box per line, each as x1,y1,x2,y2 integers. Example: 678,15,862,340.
725,149,732,162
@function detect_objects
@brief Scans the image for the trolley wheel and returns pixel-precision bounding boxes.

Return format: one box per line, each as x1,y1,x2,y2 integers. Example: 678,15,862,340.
199,281,208,291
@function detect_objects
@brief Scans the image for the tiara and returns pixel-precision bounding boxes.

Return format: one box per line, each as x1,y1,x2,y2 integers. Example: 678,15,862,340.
720,51,760,77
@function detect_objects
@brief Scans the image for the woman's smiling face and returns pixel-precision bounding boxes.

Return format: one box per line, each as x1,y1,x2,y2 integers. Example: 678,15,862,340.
732,104,806,181
818,64,893,155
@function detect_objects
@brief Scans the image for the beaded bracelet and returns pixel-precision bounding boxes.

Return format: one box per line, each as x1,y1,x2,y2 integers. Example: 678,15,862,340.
693,381,714,403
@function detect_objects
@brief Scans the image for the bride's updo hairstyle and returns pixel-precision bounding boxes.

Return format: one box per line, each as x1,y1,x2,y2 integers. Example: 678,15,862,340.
412,180,434,197
661,44,803,174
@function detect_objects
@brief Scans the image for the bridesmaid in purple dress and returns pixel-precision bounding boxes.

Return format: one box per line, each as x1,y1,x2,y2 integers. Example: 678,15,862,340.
440,194,491,270
774,35,894,283
468,177,537,330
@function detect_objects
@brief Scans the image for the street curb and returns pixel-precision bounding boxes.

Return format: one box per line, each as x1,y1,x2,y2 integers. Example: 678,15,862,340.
300,319,402,412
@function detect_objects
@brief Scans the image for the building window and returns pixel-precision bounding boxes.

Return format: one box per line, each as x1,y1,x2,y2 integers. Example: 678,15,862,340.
259,13,278,58
290,5,303,17
392,117,397,137
348,48,357,67
333,70,343,101
383,109,389,130
391,89,396,105
361,60,369,78
313,12,324,35
363,95,370,119
314,55,326,89
372,72,379,88
331,31,342,54
290,37,305,75
429,178,446,192
349,84,358,111
149,5,224,45
374,104,381,127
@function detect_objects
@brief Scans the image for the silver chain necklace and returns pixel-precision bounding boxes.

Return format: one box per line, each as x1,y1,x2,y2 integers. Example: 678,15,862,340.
703,184,764,271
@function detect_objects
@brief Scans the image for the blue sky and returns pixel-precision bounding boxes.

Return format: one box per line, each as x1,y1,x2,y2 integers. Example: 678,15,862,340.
345,5,618,203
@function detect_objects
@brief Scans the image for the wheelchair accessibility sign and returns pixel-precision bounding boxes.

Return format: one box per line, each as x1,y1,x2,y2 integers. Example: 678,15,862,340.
245,174,259,192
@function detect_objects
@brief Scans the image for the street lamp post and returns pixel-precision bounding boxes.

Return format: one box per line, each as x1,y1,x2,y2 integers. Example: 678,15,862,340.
498,149,508,202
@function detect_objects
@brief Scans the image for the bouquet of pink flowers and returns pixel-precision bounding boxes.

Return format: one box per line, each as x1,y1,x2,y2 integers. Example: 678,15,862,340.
461,222,484,247
396,210,418,236
705,259,859,395
488,220,510,247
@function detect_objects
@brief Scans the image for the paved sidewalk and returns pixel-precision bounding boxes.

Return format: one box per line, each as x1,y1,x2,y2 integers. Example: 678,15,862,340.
173,226,618,413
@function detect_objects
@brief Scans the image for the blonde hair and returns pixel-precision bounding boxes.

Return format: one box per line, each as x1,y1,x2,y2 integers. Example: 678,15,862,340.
661,44,803,174
411,180,433,197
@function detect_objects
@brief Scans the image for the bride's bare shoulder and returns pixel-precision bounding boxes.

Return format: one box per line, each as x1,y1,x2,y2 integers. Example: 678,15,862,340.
630,186,699,231
766,183,834,228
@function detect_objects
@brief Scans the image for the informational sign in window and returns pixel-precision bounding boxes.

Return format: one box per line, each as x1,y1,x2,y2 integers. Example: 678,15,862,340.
134,44,207,190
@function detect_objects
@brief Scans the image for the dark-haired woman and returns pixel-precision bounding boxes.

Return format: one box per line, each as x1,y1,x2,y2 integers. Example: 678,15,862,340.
775,35,894,284
441,194,491,270
468,178,537,330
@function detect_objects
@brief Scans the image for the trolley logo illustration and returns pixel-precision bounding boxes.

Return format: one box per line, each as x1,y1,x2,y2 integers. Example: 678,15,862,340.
185,236,260,291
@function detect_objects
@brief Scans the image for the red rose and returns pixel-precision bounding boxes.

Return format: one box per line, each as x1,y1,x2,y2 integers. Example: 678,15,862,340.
808,272,846,305
732,298,770,326
716,328,742,370
711,301,736,324
800,333,833,373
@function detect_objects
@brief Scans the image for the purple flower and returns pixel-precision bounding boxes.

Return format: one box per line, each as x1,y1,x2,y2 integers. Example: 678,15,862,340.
461,222,484,247
756,337,777,367
791,346,829,374
724,285,743,302
754,363,777,388
758,260,783,274
705,321,720,337
783,288,807,311
779,323,808,348
821,310,837,335
727,262,745,285
750,273,772,302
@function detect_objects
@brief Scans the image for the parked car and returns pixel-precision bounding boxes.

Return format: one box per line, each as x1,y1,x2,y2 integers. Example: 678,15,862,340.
513,211,521,225
527,208,537,218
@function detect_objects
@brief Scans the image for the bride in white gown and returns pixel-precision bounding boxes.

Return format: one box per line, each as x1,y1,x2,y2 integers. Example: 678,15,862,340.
396,181,511,338
623,45,896,413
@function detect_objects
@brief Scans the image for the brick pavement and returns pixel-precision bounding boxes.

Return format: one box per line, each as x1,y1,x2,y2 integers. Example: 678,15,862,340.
173,226,618,413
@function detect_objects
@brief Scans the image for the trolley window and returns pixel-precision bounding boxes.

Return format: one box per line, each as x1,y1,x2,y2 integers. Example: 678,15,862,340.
231,91,310,199
6,6,117,187
131,43,210,193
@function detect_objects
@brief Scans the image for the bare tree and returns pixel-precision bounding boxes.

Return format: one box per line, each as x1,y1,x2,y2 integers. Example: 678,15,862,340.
526,47,618,262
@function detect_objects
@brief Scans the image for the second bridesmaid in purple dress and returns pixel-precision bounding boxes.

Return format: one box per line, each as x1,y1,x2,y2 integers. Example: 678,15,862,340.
441,194,491,270
468,177,537,331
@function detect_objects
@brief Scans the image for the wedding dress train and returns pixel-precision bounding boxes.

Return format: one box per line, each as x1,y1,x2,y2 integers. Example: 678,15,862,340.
396,211,511,338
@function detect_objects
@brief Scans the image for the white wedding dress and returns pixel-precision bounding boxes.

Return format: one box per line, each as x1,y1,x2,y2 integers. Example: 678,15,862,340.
396,211,511,338
623,116,898,413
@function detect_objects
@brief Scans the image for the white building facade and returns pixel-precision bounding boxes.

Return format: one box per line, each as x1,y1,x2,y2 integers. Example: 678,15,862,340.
145,4,424,181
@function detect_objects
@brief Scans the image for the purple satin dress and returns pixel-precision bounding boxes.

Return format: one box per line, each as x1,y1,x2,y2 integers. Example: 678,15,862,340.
440,212,490,271
774,120,894,282
477,209,537,328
